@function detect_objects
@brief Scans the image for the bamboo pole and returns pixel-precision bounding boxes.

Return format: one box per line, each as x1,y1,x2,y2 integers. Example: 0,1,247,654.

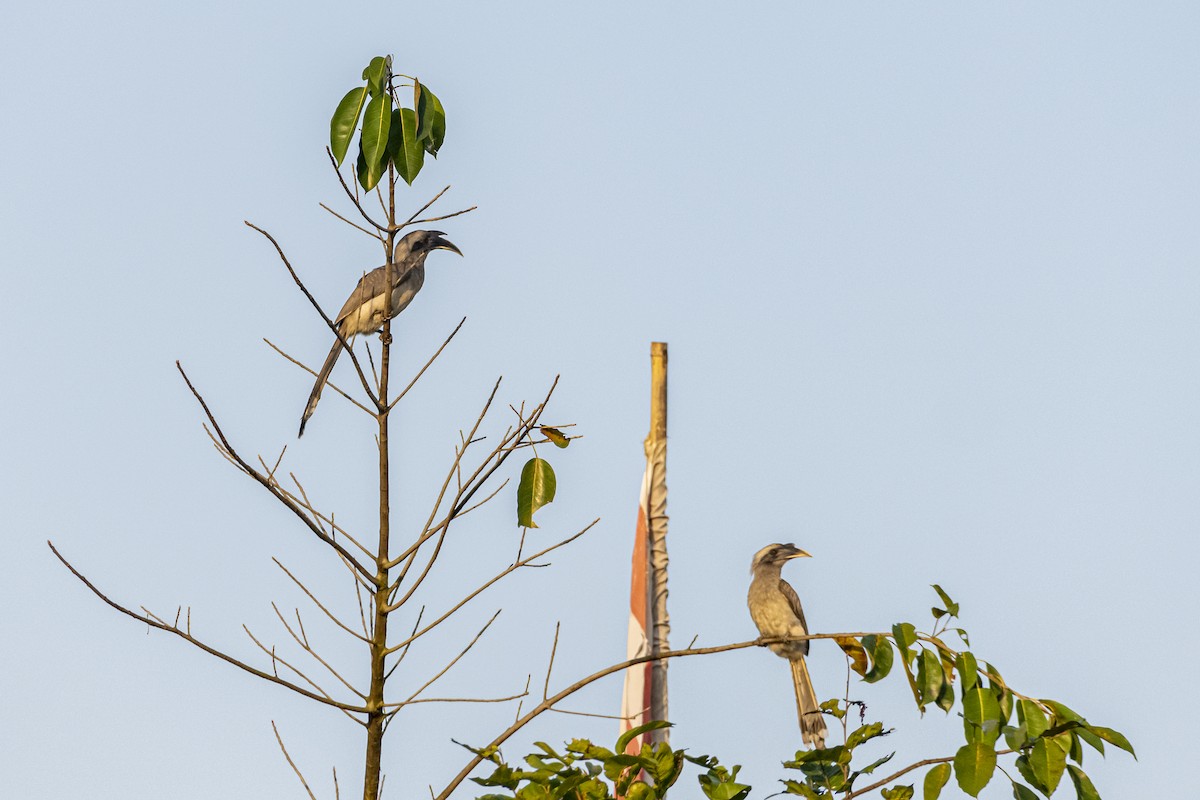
646,342,670,739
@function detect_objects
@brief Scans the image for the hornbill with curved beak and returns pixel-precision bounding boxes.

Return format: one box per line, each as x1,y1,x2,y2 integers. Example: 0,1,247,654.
298,229,462,436
748,542,828,748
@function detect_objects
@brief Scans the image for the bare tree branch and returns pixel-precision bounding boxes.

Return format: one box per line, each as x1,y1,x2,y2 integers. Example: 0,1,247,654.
48,541,367,715
175,362,377,585
242,624,366,726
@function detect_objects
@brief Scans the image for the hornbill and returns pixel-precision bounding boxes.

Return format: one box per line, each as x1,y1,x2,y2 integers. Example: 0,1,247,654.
748,542,828,748
298,229,461,436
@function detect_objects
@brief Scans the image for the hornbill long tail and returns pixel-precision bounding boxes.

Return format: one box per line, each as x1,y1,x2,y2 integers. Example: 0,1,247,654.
298,230,461,437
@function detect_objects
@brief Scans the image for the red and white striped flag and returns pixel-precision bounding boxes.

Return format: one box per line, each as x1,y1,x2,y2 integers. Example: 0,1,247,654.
618,461,656,753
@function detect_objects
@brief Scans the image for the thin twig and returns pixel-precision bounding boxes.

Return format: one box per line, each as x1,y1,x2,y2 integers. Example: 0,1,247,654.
383,606,425,682
320,201,383,240
325,146,387,231
273,558,369,643
409,206,477,226
543,622,561,700
242,624,365,727
388,317,467,410
385,519,599,654
272,721,318,800
271,602,367,699
395,185,450,231
279,475,375,561
383,610,504,714
550,707,636,721
264,338,374,417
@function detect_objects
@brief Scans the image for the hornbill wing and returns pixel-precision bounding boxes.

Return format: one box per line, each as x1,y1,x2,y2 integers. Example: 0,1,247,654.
778,579,810,656
335,266,389,330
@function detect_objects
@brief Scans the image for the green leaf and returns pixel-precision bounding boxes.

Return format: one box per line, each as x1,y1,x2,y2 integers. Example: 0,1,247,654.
359,92,392,189
845,722,885,749
330,87,368,166
355,144,387,193
1011,785,1040,800
363,55,390,97
1014,756,1043,794
1018,699,1049,741
836,636,869,677
916,649,944,708
540,426,570,448
701,774,751,800
1067,732,1085,765
1066,765,1100,800
1042,699,1084,725
415,81,447,156
953,742,996,797
1075,727,1105,756
863,635,894,683
857,752,894,775
1029,738,1067,795
931,584,960,616
781,781,821,799
956,652,979,691
516,457,557,528
819,697,846,720
935,668,956,713
881,786,914,800
892,623,918,653
923,763,951,800
614,720,670,755
963,687,1002,745
1086,726,1136,759
625,782,654,800
387,107,425,186
898,650,922,711
988,664,1013,724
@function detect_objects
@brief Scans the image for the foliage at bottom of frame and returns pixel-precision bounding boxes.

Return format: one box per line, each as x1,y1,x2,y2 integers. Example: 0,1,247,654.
463,721,750,800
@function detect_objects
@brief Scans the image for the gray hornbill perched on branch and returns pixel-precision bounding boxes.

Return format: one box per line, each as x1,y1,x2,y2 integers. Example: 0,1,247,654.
299,229,462,436
748,543,828,748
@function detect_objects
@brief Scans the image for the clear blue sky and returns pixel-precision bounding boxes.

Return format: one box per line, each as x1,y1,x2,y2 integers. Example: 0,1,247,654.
2,2,1195,798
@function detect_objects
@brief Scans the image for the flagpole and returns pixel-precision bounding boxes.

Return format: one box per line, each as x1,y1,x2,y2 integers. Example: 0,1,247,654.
646,342,670,740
